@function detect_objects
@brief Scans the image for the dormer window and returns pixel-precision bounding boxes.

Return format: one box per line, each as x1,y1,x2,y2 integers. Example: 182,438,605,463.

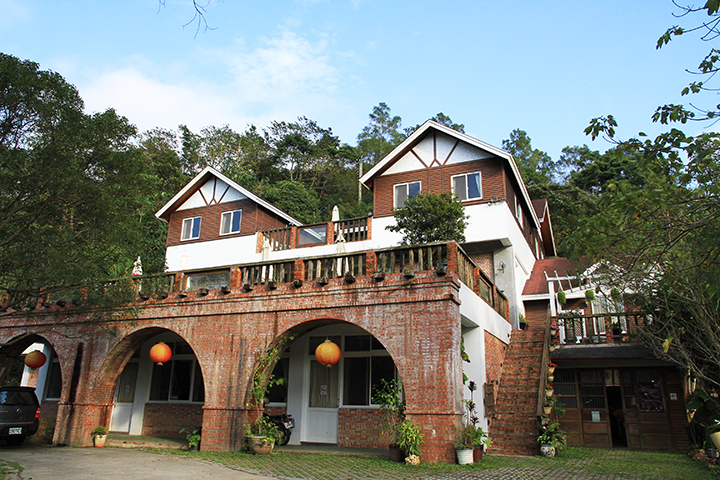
452,172,482,201
181,216,202,241
220,210,242,235
394,181,421,209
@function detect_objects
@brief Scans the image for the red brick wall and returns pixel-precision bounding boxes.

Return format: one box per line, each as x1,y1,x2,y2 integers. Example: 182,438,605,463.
38,400,59,440
338,408,387,448
484,331,506,387
141,403,204,438
469,252,494,283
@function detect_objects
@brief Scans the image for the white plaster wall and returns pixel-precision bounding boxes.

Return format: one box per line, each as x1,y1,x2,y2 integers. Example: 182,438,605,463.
461,327,488,431
165,235,260,271
20,343,51,403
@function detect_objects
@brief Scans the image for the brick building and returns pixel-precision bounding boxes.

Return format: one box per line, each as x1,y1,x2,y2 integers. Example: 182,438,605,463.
6,119,662,462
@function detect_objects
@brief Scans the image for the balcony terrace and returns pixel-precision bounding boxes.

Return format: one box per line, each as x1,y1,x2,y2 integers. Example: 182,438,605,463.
135,241,509,322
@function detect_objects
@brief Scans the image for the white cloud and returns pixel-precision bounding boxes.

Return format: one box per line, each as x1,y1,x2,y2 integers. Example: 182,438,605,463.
78,30,356,138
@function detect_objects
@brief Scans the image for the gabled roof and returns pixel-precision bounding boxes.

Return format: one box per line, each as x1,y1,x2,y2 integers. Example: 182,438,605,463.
532,199,557,257
155,166,303,226
359,119,542,232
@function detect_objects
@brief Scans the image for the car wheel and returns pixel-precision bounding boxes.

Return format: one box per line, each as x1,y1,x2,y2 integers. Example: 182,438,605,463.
6,436,24,446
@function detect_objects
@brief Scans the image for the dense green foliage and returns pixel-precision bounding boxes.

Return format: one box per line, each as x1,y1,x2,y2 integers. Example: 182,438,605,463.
386,191,468,245
0,53,170,310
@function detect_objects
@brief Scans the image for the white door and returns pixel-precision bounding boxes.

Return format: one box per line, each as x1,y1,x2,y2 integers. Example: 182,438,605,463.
303,360,339,443
110,362,138,433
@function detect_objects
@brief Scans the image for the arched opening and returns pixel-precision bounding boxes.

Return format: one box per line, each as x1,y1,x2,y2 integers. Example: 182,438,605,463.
0,334,61,443
99,328,205,441
263,319,401,449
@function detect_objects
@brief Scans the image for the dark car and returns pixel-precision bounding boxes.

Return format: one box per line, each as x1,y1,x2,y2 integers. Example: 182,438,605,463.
0,386,40,446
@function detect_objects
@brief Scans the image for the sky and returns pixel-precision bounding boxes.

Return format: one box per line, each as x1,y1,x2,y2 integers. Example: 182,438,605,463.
1,0,714,161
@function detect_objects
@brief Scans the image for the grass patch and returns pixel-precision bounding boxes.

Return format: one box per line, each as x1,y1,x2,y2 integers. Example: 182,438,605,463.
0,459,22,480
146,446,718,479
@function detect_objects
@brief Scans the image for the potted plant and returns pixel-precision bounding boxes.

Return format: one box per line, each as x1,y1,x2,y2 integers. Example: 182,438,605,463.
372,378,406,462
242,416,280,455
548,362,557,375
396,419,423,464
519,314,528,330
457,380,491,463
585,289,595,304
545,384,554,397
537,422,567,457
542,399,553,416
180,427,201,451
549,322,558,336
91,425,109,448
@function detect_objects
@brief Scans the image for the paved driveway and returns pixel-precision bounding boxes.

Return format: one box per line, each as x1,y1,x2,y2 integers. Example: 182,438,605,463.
0,444,277,480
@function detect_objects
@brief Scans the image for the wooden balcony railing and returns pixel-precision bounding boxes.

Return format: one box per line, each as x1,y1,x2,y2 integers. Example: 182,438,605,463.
157,241,509,322
261,216,370,252
554,312,647,345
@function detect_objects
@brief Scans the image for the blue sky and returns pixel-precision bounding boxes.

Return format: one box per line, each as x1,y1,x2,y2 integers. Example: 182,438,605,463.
1,1,712,161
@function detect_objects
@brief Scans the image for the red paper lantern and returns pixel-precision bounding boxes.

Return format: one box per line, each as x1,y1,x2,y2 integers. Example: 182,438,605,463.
149,342,172,366
24,350,46,369
315,339,341,367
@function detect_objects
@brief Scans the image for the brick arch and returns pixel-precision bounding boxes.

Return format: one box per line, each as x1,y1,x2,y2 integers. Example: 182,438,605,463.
273,316,409,389
0,332,59,386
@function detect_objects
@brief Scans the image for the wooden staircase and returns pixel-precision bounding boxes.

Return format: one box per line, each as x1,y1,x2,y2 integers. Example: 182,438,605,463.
490,327,546,455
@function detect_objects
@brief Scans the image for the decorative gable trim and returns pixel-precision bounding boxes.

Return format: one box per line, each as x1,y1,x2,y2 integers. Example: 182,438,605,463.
360,120,541,232
155,166,303,226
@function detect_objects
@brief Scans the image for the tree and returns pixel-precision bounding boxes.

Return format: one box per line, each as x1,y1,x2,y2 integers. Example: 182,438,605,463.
404,113,465,137
386,191,468,245
357,103,404,167
502,129,556,185
0,53,155,311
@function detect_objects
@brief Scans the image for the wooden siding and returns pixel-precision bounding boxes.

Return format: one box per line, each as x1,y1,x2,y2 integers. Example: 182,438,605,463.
372,157,506,218
166,199,288,247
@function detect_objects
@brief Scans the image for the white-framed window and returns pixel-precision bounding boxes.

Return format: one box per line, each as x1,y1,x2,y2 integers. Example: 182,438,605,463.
452,172,482,201
181,216,202,241
148,341,204,403
44,356,62,400
394,181,421,209
514,197,522,223
220,210,242,235
340,335,395,406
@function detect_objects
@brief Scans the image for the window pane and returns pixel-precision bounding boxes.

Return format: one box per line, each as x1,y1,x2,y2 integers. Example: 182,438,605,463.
370,356,395,404
267,358,289,403
345,335,371,352
298,226,327,246
343,357,369,405
453,176,467,201
408,181,420,198
45,361,62,399
192,362,205,403
220,212,231,234
149,363,172,401
395,185,408,209
231,211,242,232
467,173,481,199
171,360,192,401
182,219,192,240
191,217,201,238
186,271,230,290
